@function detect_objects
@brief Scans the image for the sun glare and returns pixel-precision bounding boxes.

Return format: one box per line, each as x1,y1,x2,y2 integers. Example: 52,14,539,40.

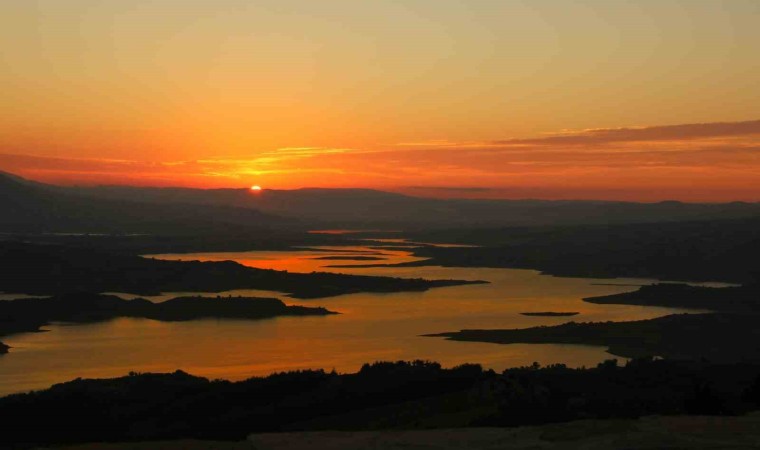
250,185,262,191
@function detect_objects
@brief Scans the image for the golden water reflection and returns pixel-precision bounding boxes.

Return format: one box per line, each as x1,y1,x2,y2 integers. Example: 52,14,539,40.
0,243,725,395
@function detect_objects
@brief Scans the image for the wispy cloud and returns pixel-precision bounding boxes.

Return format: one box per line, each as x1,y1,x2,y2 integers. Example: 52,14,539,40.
391,120,760,155
2,120,759,200
0,148,359,187
492,120,760,146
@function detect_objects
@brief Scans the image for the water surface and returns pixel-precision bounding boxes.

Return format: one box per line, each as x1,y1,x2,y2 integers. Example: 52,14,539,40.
0,242,720,395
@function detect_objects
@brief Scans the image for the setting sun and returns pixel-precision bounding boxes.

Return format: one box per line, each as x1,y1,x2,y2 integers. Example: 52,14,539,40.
1,2,760,445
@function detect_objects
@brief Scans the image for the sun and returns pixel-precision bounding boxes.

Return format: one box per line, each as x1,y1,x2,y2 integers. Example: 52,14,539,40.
250,185,262,191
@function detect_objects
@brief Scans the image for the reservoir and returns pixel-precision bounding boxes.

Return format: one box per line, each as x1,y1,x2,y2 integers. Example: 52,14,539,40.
0,241,721,395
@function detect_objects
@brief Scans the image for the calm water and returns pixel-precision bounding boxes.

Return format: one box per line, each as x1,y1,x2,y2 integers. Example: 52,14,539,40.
0,242,722,396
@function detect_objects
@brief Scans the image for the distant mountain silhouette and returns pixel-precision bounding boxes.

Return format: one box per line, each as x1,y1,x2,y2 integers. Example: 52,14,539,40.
3,171,759,231
0,171,295,234
58,174,760,228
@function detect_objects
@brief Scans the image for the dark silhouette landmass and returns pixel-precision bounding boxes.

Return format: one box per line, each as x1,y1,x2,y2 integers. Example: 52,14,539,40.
429,275,760,362
4,170,760,284
0,293,336,355
427,313,760,362
0,171,300,235
4,169,760,447
583,282,760,311
395,217,760,284
0,241,485,299
242,415,760,450
4,171,760,232
0,231,376,257
521,312,579,317
1,359,759,448
45,172,760,228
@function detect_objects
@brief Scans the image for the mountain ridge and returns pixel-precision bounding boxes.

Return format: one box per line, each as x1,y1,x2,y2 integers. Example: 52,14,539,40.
3,170,760,230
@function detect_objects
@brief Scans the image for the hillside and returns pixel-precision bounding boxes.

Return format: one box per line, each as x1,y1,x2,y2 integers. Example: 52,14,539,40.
3,359,760,448
0,171,294,234
16,171,760,229
50,415,760,450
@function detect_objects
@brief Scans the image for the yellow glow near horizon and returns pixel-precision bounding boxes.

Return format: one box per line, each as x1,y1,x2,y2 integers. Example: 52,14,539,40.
250,185,262,192
1,1,759,201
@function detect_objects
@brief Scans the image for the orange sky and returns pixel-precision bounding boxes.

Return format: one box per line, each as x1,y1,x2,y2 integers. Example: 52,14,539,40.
1,1,759,201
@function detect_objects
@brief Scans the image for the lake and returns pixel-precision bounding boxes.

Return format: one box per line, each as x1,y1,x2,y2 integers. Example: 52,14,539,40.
0,241,722,396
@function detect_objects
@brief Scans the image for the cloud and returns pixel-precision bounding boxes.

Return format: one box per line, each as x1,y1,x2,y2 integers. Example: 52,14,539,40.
392,120,760,153
493,119,760,147
1,119,759,200
0,149,359,188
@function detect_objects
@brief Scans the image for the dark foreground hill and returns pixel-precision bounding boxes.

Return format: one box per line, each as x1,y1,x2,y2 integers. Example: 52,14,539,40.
2,359,760,448
245,414,760,450
39,415,760,450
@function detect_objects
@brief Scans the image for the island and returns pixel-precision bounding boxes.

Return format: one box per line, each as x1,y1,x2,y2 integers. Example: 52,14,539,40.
0,293,336,356
582,282,759,311
520,312,579,317
427,281,760,363
0,241,486,299
425,313,760,362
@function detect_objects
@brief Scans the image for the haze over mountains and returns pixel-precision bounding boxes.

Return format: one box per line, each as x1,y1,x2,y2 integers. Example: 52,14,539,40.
1,170,760,233
0,171,293,234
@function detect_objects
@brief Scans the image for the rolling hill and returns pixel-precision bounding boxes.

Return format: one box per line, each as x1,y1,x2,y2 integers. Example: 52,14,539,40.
0,171,294,234
3,171,760,231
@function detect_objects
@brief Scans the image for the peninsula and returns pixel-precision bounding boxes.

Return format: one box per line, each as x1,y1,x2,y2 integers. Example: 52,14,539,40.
0,241,485,299
0,293,336,356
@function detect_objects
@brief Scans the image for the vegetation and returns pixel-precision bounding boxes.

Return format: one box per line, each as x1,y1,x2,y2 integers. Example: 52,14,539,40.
1,359,759,448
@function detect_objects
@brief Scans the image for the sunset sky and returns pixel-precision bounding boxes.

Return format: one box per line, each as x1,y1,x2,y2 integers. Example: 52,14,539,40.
2,0,759,201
